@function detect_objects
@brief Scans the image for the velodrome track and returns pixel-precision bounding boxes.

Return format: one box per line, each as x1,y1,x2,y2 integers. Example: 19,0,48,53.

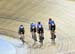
0,0,75,54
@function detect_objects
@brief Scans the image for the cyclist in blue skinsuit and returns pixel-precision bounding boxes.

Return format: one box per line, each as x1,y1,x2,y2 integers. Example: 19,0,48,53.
48,18,56,39
37,22,44,46
30,23,37,46
18,25,25,44
30,23,36,33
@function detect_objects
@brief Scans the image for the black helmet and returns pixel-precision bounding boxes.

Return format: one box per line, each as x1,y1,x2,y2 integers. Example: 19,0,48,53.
49,18,52,21
31,23,33,24
20,25,23,26
38,21,41,24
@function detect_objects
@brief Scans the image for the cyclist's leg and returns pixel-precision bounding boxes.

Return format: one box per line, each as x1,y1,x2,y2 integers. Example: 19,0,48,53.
32,32,37,41
39,33,41,42
52,30,56,39
51,30,55,39
41,33,44,46
49,26,53,39
39,33,44,47
34,33,37,41
51,30,56,44
39,33,44,46
20,32,25,44
50,30,53,39
39,33,42,43
32,32,34,39
32,32,37,46
50,30,56,45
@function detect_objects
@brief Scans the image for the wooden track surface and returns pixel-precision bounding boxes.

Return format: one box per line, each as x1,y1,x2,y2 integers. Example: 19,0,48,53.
0,0,75,54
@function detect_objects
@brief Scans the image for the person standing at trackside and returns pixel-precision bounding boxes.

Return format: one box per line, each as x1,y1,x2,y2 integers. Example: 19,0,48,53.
30,23,37,46
18,25,25,44
48,18,56,39
37,22,44,47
